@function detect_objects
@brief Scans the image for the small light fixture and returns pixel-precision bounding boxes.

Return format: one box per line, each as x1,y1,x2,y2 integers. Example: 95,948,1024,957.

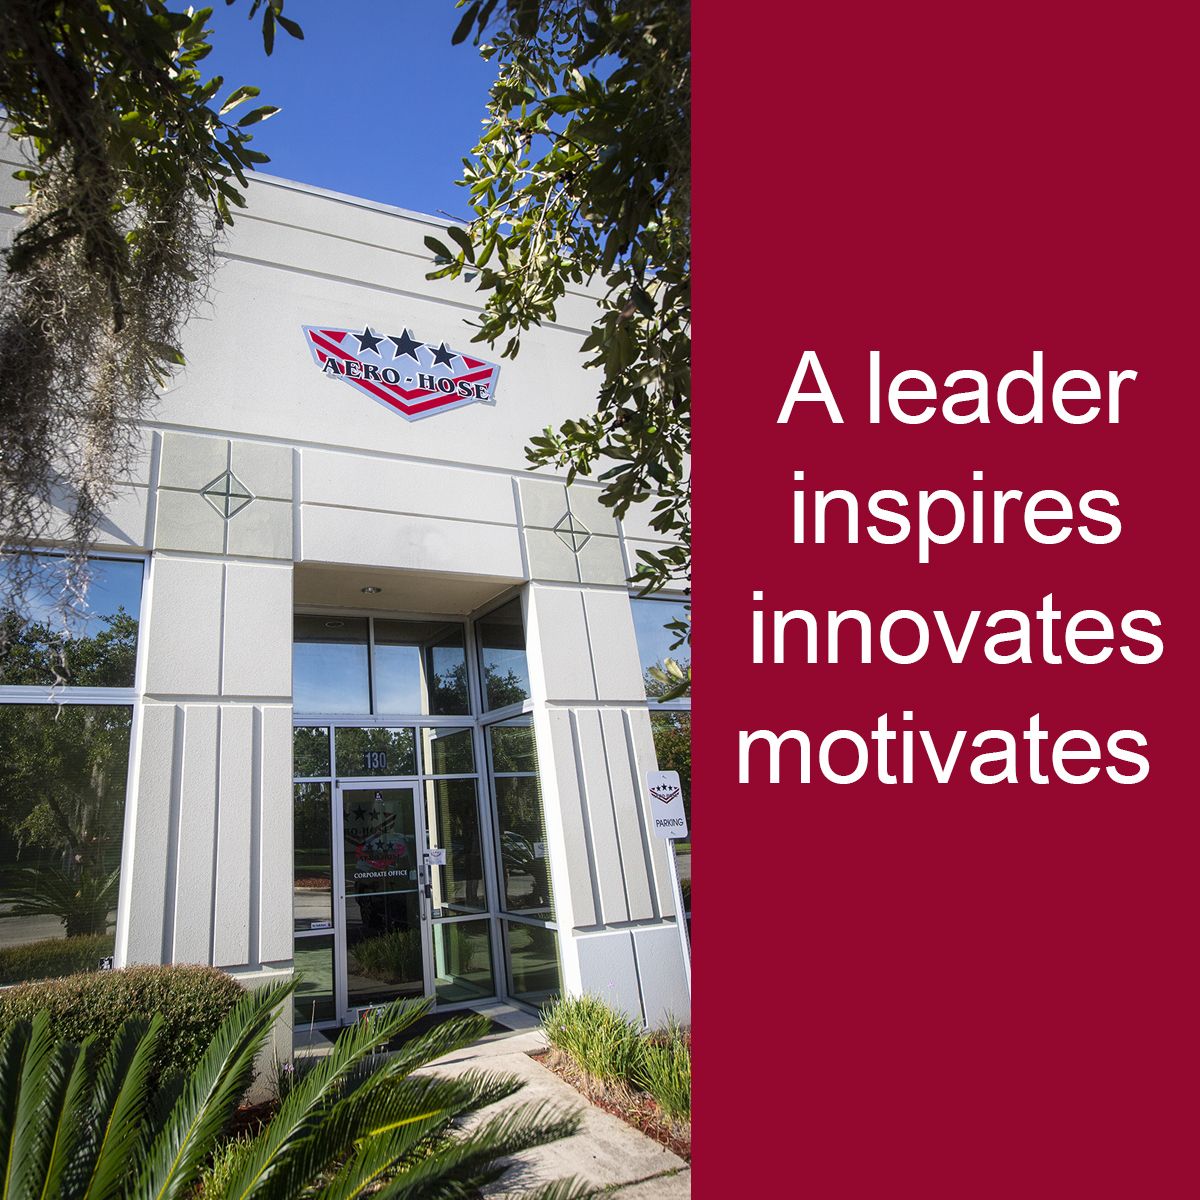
324,619,345,630
361,586,382,595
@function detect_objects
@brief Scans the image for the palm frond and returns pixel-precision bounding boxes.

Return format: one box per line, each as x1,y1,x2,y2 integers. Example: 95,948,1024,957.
129,979,294,1200
35,1037,93,1200
299,1070,527,1200
0,1020,33,1194
368,1100,583,1200
5,1012,59,1200
79,1017,163,1200
220,998,451,1199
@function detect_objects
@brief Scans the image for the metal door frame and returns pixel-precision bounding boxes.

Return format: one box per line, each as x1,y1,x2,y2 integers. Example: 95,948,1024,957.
334,777,433,1025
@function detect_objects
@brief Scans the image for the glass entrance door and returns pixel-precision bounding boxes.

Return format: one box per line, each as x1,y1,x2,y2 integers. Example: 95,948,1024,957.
336,783,430,1021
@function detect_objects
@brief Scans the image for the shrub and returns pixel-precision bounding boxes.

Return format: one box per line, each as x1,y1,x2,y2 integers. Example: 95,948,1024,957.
636,1021,691,1121
350,928,422,984
0,962,244,1081
0,932,112,985
541,993,643,1085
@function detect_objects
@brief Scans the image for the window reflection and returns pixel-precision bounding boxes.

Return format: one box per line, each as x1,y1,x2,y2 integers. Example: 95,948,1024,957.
503,921,560,1003
334,727,417,778
425,778,486,916
432,919,494,1003
477,599,530,711
488,718,553,919
421,727,475,775
0,705,131,983
293,727,331,778
651,711,691,924
632,598,690,698
293,616,370,714
293,784,332,932
373,620,468,715
0,555,142,688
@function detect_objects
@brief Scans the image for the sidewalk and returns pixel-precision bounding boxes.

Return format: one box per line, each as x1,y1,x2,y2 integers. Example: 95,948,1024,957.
420,1023,691,1198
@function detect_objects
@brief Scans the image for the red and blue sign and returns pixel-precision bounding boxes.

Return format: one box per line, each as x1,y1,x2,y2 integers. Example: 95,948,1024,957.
303,323,500,420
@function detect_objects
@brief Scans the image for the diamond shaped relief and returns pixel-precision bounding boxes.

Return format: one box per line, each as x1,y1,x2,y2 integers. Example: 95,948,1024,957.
201,470,255,519
553,511,592,554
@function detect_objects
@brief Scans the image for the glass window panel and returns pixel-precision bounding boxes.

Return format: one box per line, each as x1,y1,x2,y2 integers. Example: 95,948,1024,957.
503,921,560,1004
477,598,530,711
293,784,332,932
0,705,131,984
632,598,691,698
293,935,336,1026
342,786,419,898
0,555,142,688
293,616,370,714
293,726,331,778
494,776,554,918
422,727,475,775
424,779,486,916
488,722,536,774
335,727,416,777
651,711,691,920
432,919,495,1003
373,620,469,716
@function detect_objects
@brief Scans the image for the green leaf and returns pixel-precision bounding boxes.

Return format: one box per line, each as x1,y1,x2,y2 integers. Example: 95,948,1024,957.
236,105,280,126
274,13,304,39
218,85,260,115
423,234,454,259
446,225,476,263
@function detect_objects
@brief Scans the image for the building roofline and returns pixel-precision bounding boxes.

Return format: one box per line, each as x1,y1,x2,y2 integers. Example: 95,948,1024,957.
248,170,462,229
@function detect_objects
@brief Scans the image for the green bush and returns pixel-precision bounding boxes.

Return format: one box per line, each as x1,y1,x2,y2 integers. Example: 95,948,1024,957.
0,932,112,985
636,1021,691,1121
0,962,244,1081
541,993,644,1085
350,928,422,984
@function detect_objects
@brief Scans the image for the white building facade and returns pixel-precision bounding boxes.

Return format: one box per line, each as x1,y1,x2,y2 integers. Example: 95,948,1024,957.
0,159,690,1040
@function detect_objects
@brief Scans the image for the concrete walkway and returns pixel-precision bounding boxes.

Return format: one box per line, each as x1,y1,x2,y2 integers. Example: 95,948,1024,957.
295,1005,690,1197
420,1020,690,1198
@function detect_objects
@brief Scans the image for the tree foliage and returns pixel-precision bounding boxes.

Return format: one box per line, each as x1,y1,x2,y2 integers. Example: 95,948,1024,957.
0,1,299,608
434,0,690,595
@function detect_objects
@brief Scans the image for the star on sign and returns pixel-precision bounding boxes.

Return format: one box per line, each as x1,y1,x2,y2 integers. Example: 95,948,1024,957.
388,329,424,361
429,341,458,368
354,326,385,355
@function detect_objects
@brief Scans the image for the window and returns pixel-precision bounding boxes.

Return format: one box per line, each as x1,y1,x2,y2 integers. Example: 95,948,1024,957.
651,711,691,928
631,597,690,699
486,716,560,1004
0,554,142,985
293,617,370,714
635,596,691,931
293,615,471,717
476,598,530,711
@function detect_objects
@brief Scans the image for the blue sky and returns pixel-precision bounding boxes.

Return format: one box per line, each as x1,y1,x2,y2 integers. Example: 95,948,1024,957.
203,1,500,219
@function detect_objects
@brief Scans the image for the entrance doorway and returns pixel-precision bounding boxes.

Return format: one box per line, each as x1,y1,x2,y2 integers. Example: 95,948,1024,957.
292,721,503,1029
338,782,428,1016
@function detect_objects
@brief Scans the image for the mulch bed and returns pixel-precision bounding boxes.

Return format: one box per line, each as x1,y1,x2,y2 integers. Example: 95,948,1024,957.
530,1049,691,1162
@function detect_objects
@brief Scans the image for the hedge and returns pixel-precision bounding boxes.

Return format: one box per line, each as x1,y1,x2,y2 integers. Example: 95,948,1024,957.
0,933,113,986
0,963,245,1080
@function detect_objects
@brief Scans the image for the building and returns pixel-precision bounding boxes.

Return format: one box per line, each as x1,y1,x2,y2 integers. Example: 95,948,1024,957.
0,152,691,1042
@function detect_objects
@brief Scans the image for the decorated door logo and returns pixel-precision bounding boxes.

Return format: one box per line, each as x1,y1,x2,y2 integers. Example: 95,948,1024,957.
303,323,500,420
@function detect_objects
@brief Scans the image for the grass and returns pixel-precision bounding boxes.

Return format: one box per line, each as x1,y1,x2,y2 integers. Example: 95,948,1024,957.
541,994,691,1126
636,1022,691,1122
198,1131,257,1196
541,993,644,1085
